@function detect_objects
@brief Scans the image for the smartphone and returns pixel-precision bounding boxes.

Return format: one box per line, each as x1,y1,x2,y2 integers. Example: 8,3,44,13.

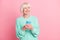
26,21,31,24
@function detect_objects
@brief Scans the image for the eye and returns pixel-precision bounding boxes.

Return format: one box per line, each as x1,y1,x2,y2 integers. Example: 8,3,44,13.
28,7,30,9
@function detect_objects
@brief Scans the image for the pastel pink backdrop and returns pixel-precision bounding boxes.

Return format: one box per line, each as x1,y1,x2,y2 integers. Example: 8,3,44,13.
0,0,60,40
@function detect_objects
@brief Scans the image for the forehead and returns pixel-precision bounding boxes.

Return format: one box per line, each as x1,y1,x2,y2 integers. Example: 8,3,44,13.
22,4,30,8
24,6,30,8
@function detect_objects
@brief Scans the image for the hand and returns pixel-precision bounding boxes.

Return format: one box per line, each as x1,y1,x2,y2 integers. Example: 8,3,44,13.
22,24,33,30
22,25,29,30
22,26,27,30
26,24,33,30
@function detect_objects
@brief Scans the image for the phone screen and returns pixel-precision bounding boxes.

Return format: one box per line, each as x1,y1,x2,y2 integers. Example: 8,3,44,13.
26,21,31,24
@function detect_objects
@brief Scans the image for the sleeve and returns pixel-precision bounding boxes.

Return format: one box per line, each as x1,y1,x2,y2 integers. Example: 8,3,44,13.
30,17,40,37
16,19,25,39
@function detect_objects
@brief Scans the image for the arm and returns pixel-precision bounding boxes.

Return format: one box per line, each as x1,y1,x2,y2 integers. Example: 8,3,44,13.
16,19,25,38
30,18,40,37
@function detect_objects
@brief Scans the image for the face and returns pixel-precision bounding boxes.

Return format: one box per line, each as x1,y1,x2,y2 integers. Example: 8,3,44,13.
23,6,30,15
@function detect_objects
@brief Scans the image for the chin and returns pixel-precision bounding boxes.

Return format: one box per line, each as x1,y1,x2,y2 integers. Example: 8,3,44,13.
25,13,29,15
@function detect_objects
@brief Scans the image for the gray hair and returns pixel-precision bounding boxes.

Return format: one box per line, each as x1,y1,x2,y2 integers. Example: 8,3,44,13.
20,2,30,12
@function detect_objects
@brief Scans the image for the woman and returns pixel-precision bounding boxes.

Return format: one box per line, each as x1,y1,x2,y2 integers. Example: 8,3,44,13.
16,2,40,40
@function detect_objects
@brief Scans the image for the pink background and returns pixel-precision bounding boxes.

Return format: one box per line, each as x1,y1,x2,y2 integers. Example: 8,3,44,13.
0,0,60,40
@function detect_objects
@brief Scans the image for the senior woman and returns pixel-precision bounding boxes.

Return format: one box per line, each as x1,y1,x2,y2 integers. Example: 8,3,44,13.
16,2,40,40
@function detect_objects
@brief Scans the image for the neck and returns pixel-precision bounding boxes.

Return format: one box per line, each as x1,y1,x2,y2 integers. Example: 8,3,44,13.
23,14,30,19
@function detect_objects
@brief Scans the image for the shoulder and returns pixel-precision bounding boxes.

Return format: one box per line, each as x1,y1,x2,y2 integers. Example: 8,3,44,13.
31,15,38,20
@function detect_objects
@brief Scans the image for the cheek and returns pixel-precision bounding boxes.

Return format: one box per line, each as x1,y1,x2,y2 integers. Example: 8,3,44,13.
23,8,30,13
24,9,27,11
28,9,30,11
23,9,27,12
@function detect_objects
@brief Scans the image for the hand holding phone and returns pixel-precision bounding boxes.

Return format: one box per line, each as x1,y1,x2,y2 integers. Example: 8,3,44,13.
25,21,33,30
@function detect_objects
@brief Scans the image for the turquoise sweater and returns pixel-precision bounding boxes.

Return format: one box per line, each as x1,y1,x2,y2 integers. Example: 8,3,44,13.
16,16,40,40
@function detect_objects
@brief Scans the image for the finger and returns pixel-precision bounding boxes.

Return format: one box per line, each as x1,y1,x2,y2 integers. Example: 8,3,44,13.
22,27,26,30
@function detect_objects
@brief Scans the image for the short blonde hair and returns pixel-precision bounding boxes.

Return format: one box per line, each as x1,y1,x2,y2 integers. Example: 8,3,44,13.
20,2,30,12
